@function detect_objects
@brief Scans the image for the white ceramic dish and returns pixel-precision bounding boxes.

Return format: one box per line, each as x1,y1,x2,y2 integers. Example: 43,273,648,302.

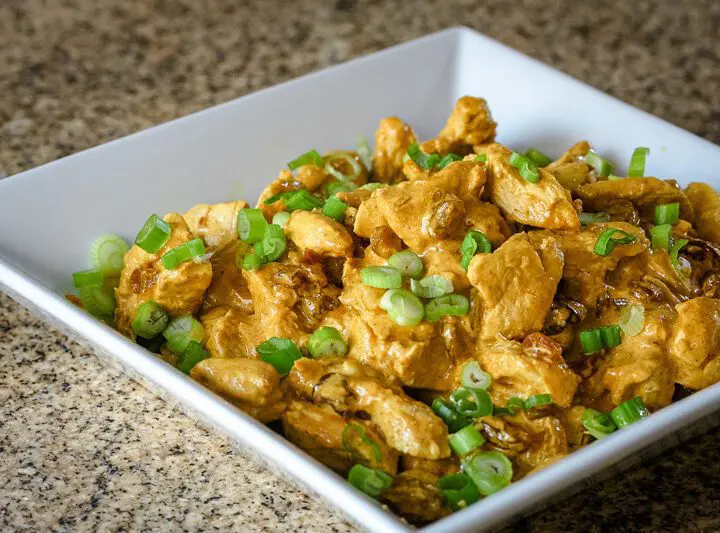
1,27,719,533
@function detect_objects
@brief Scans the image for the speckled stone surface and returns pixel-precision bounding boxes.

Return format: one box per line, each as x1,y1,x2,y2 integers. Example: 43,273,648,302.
1,0,719,531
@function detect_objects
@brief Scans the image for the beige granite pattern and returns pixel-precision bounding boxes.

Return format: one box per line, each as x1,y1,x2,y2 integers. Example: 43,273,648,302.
1,0,719,531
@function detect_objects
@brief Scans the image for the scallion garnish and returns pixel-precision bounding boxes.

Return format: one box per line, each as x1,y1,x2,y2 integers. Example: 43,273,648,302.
437,153,462,169
424,294,470,322
584,150,614,177
448,387,493,418
288,149,324,170
432,398,472,433
655,203,680,225
91,234,129,276
474,154,488,163
237,208,268,244
261,224,287,262
619,304,645,337
72,268,105,289
256,337,302,376
407,143,441,170
177,341,209,374
342,424,382,463
135,214,171,254
506,397,525,415
610,397,649,429
579,328,603,354
525,148,552,167
347,464,393,499
326,179,357,197
579,212,611,226
131,301,169,339
448,425,486,457
599,325,622,349
460,230,492,270
509,151,540,183
284,189,324,212
359,183,385,191
242,253,263,271
462,451,513,496
627,146,650,178
436,473,481,511
593,228,636,256
581,408,617,439
307,326,347,358
387,250,423,279
78,285,116,319
410,275,453,299
360,266,402,289
263,191,294,205
524,393,552,409
272,211,291,228
460,361,492,390
379,288,425,326
163,315,205,354
325,152,362,181
669,238,689,269
322,195,349,222
161,238,206,270
650,223,672,251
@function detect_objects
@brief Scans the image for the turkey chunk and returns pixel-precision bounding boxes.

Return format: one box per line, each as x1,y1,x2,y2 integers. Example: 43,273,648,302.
115,213,213,337
183,200,248,251
285,210,354,258
200,306,264,359
421,96,497,155
669,297,720,390
189,358,285,422
468,233,564,341
372,117,417,184
487,143,580,230
685,182,720,245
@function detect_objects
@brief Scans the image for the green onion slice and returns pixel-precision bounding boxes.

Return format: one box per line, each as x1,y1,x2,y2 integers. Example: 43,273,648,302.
582,408,617,440
449,386,493,418
325,152,362,182
436,473,481,511
161,238,206,270
524,393,552,409
669,238,689,269
579,328,603,354
619,304,645,337
654,202,679,225
424,294,470,322
131,300,169,339
525,148,552,167
135,214,171,253
387,250,424,279
599,324,622,349
347,464,393,499
474,154,488,163
357,136,372,170
449,425,486,456
308,326,347,358
284,189,324,212
322,195,349,222
326,179,357,197
361,266,402,289
627,146,650,178
73,268,105,289
650,223,672,251
256,337,302,376
237,208,268,243
437,153,462,170
593,228,636,256
407,143,441,170
579,212,611,226
242,253,263,270
608,174,625,181
379,288,425,326
272,211,291,228
610,397,650,429
462,451,513,496
163,315,205,354
288,149,324,170
509,151,540,183
342,423,382,463
506,397,525,415
410,275,453,299
432,398,472,433
263,191,294,205
359,183,385,191
585,150,615,177
177,341,209,374
91,235,129,276
460,361,492,390
78,285,116,319
460,230,492,270
261,224,287,262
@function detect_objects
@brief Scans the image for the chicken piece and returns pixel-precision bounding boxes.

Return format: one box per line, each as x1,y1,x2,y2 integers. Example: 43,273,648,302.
284,210,354,258
585,306,675,410
202,240,254,313
576,177,694,222
372,117,417,184
183,200,248,251
421,96,497,155
200,306,265,359
669,297,720,390
468,233,564,341
463,202,512,247
685,182,720,245
487,143,580,230
115,213,213,337
257,169,304,206
400,456,459,478
189,357,285,423
281,400,398,475
546,141,591,169
475,336,580,408
380,470,451,525
369,225,403,259
286,357,451,459
561,406,592,451
421,241,469,292
547,162,591,190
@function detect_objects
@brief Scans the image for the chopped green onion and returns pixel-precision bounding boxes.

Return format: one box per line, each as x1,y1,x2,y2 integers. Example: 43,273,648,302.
474,154,488,163
256,337,302,376
357,136,372,170
432,398,472,433
669,238,689,268
177,340,209,374
509,152,540,183
579,328,603,354
242,253,263,270
307,326,347,358
342,423,382,463
599,325,622,349
260,224,286,262
161,238,206,270
91,235,129,276
525,148,552,167
131,301,169,339
579,212,611,226
135,214,171,253
462,451,513,496
284,189,324,212
379,288,425,326
593,228,636,256
627,146,650,178
288,149,324,170
359,183,385,191
619,304,645,337
460,361,492,390
655,203,680,225
437,153,462,170
347,464,393,499
650,223,672,251
407,143,441,170
322,196,349,221
582,408,617,440
325,152,362,181
524,393,552,409
361,266,402,289
585,150,615,177
492,406,513,416
610,397,649,429
449,425,486,456
410,275,453,299
460,230,492,270
424,294,470,322
387,250,423,279
72,268,104,288
78,285,116,319
272,211,291,228
506,397,525,415
608,174,625,181
449,387,493,418
326,179,357,197
237,208,268,243
436,473,481,511
263,191,294,205
163,315,205,354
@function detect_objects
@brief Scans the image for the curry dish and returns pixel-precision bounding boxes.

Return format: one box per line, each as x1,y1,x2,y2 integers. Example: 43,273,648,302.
70,96,720,524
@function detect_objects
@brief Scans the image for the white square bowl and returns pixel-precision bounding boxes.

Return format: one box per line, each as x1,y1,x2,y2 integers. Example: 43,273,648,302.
1,26,720,533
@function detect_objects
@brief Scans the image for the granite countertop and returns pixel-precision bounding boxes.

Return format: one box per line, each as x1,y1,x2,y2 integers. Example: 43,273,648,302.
1,0,719,531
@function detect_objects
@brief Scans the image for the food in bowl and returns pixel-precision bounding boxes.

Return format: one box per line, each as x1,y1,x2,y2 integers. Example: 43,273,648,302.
68,96,720,524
